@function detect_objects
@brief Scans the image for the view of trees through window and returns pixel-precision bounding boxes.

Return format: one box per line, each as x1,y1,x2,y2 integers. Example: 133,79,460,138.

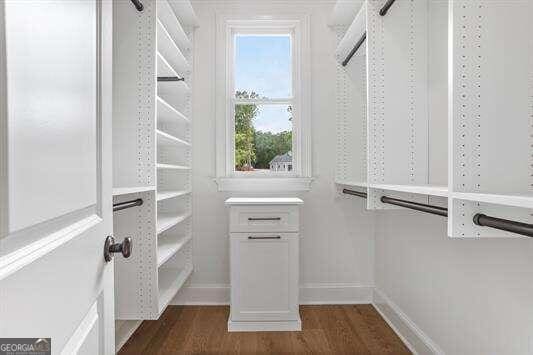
235,91,292,171
234,34,293,173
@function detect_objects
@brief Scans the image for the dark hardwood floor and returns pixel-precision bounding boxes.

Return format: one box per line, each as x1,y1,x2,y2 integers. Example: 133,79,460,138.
119,305,412,354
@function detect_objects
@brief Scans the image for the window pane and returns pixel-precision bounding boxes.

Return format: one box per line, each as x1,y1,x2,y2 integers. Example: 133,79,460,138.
235,104,293,172
234,35,292,99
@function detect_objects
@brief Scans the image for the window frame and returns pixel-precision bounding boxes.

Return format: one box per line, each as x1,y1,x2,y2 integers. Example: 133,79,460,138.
215,14,312,191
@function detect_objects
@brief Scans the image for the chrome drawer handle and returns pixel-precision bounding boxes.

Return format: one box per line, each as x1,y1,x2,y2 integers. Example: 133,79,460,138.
248,217,281,221
248,236,281,240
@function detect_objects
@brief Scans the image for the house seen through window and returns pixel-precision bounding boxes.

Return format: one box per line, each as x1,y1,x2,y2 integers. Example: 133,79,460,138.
233,34,294,173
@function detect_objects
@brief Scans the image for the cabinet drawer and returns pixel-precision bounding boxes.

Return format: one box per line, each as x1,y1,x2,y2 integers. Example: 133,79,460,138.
229,205,299,233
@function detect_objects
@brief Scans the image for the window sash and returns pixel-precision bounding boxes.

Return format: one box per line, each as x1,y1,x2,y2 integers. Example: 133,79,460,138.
229,28,298,177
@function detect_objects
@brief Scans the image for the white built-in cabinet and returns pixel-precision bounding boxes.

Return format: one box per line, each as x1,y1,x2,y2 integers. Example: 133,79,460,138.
331,0,533,238
226,198,303,332
112,0,198,321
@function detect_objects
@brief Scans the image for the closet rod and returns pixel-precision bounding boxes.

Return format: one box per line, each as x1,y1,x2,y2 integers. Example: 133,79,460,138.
158,76,185,82
130,0,143,11
342,189,447,217
473,213,533,238
380,196,448,217
379,0,397,16
342,188,368,198
113,198,143,212
342,32,367,67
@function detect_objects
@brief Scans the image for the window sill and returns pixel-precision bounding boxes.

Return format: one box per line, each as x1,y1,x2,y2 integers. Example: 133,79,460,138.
214,177,313,192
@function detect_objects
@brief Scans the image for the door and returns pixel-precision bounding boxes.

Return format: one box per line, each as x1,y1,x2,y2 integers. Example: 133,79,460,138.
0,1,115,354
230,233,299,322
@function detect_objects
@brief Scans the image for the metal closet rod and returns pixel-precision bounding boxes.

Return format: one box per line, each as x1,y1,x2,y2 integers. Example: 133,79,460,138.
379,0,397,16
158,76,185,82
342,189,533,237
130,0,143,11
342,32,366,67
380,196,448,217
113,198,143,212
473,213,533,238
342,189,447,217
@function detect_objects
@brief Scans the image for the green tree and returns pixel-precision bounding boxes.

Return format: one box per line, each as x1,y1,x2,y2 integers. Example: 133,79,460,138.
254,130,292,169
234,91,259,170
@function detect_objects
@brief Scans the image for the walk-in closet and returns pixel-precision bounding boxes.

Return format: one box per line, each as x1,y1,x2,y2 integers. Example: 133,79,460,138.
1,0,532,354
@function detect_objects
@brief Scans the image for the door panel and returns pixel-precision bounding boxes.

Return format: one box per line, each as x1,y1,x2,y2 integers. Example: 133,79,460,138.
0,1,114,354
5,0,98,232
230,233,299,322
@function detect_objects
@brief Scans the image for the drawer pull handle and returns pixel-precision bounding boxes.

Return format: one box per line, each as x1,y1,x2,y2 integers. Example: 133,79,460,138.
248,236,282,240
248,217,281,221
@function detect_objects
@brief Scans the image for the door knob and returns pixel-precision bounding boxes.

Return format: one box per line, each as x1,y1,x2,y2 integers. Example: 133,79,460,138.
104,236,132,262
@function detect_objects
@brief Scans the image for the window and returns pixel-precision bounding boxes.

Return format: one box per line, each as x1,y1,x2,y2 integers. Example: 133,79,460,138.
215,15,312,191
234,33,293,174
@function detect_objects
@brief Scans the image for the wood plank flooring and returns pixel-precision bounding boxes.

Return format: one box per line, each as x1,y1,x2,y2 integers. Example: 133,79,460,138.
119,305,411,354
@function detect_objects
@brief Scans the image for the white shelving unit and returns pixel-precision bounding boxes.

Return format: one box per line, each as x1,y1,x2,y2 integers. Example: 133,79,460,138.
112,0,197,322
333,3,367,193
332,0,533,239
448,0,533,238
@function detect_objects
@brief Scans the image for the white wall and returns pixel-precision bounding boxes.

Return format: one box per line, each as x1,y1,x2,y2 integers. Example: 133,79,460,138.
375,211,533,355
173,0,375,305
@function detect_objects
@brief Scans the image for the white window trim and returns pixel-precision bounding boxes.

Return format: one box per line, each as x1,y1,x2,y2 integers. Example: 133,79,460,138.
215,13,312,191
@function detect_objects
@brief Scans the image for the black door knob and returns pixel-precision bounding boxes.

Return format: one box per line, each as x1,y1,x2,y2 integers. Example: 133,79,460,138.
104,236,133,262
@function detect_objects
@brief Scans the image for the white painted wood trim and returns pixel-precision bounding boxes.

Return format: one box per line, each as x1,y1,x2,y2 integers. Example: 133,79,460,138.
228,319,301,332
0,214,101,280
0,0,7,240
60,302,99,355
171,283,374,305
225,197,304,206
372,289,444,355
215,12,312,184
115,320,142,352
214,177,313,191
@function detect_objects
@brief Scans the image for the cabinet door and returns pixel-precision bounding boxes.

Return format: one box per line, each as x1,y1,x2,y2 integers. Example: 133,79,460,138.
230,233,299,322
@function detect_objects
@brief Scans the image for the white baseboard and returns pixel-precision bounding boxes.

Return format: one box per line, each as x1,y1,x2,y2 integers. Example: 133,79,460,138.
115,320,142,352
171,283,374,305
372,289,444,355
299,283,373,304
228,319,302,332
171,284,230,305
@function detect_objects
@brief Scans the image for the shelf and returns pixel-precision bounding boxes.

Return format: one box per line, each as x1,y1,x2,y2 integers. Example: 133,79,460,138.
166,0,199,28
335,180,367,189
156,53,191,90
156,19,190,76
156,129,190,147
157,234,192,267
452,192,533,209
156,163,190,171
157,213,191,235
369,184,449,198
335,2,366,64
158,264,193,316
328,0,363,27
157,97,189,125
113,186,156,196
157,0,191,52
157,190,191,202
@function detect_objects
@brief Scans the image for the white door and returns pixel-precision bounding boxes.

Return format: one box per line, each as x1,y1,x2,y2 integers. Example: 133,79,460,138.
0,1,116,354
